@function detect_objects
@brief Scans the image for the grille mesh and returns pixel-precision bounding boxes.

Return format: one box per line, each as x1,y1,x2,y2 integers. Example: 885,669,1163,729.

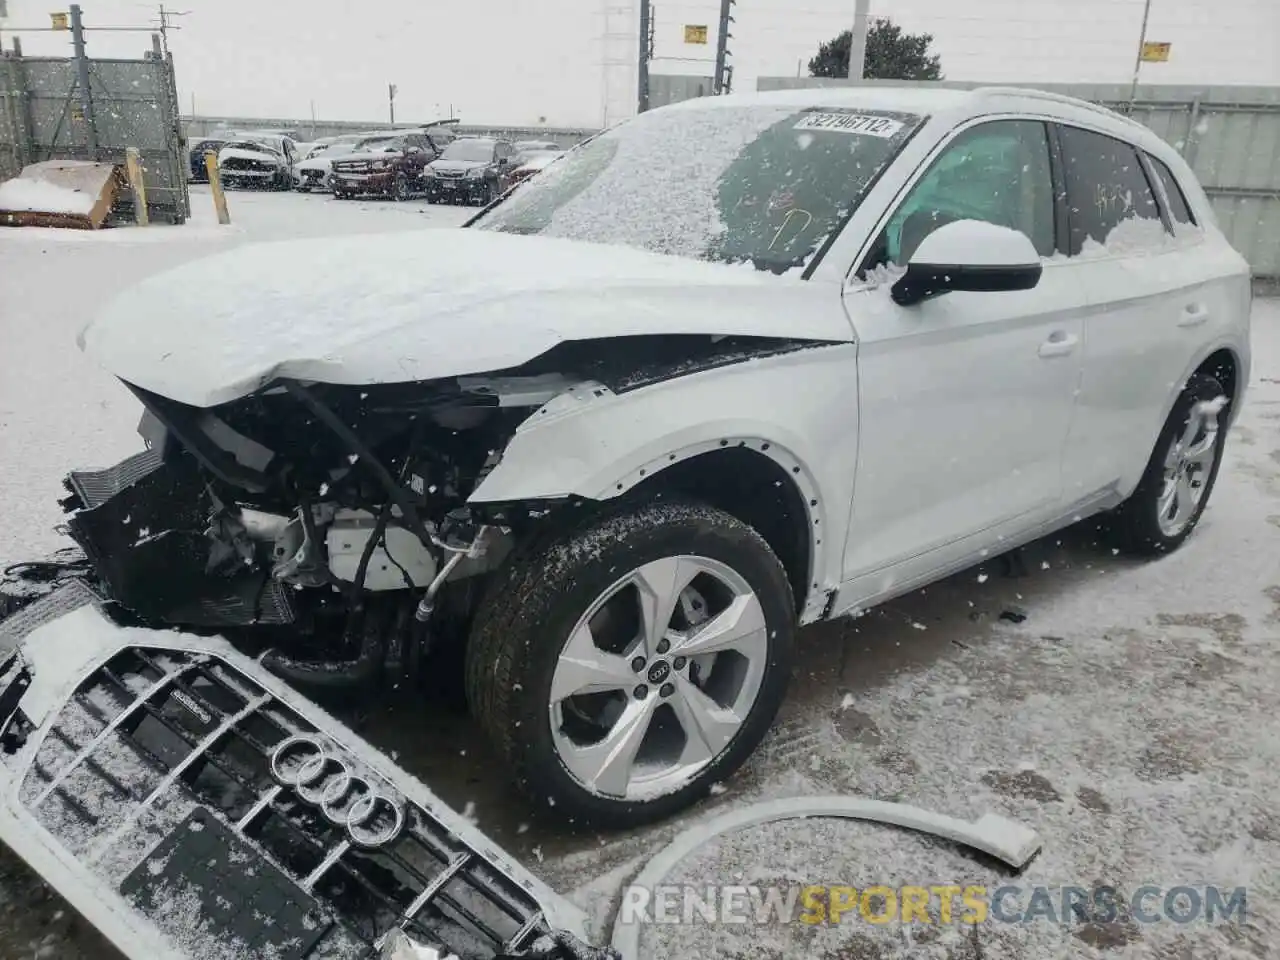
21,645,547,958
66,449,166,510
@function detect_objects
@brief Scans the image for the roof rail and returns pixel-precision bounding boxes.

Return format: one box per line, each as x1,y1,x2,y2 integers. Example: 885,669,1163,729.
971,85,1149,131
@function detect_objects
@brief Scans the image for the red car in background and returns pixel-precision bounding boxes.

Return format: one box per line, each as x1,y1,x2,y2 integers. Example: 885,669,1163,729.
508,149,563,186
330,131,441,200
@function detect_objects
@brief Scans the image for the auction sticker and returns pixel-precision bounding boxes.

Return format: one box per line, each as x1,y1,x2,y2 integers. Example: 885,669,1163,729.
794,113,904,137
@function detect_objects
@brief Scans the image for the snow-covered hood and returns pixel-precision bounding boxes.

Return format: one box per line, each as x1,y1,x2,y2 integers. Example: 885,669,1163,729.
80,228,851,408
216,145,286,168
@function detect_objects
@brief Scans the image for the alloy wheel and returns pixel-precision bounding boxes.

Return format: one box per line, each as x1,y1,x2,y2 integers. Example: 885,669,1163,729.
548,555,768,801
1156,396,1225,538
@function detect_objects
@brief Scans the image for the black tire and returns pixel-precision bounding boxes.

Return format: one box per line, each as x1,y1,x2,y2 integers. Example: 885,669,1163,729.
1107,373,1229,556
393,172,411,201
465,499,796,829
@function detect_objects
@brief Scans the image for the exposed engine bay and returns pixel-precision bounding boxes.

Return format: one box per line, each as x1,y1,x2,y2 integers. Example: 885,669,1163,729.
14,334,817,695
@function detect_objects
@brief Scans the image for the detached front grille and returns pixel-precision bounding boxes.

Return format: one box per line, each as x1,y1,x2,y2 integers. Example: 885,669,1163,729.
21,646,548,958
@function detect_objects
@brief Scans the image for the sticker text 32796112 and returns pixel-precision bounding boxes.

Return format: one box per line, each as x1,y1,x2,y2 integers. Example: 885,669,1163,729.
794,113,905,138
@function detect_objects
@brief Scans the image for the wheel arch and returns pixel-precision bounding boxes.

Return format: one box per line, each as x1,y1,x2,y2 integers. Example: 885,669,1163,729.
1123,338,1246,495
622,444,818,619
1165,340,1246,434
471,427,837,624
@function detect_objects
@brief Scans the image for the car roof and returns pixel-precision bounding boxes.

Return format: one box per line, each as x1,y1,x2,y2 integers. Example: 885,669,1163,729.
662,84,1166,154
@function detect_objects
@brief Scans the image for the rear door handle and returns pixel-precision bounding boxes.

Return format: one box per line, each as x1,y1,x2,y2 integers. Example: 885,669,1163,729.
1178,303,1210,328
1038,331,1079,359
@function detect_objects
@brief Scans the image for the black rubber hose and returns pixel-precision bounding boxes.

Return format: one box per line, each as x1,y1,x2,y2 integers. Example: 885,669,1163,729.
260,615,386,690
283,381,437,556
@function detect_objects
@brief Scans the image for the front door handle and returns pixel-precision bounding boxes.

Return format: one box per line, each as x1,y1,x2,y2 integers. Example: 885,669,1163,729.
1038,331,1079,359
1178,303,1210,328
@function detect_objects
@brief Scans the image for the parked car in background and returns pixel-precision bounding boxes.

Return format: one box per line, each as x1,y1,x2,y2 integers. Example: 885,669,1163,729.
508,148,563,186
216,135,298,190
330,131,441,200
294,134,375,192
423,136,518,205
513,139,562,160
187,137,229,182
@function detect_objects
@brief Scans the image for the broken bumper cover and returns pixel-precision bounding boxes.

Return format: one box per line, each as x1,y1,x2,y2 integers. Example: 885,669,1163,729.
0,584,590,960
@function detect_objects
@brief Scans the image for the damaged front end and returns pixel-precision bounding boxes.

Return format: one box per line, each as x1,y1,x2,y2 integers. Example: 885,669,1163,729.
43,370,579,691
0,584,601,960
17,333,820,694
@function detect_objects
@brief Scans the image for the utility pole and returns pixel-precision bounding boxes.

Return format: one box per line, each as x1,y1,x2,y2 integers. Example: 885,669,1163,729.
68,4,98,155
637,0,651,113
1128,0,1154,108
713,0,734,94
847,0,871,80
388,83,397,125
155,4,189,60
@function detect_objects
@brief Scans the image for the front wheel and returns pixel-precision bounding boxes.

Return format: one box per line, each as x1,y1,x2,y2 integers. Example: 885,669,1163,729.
393,172,411,201
465,500,795,828
1107,372,1230,556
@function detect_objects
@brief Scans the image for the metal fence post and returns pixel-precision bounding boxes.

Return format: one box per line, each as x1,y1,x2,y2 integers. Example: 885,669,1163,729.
1183,97,1203,167
69,4,99,156
3,37,32,173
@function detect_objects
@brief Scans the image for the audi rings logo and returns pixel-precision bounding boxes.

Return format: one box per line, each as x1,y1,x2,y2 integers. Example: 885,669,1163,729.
270,735,407,848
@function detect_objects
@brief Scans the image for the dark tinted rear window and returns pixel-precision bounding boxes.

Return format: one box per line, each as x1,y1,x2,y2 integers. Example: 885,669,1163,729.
1147,154,1195,225
1057,125,1161,255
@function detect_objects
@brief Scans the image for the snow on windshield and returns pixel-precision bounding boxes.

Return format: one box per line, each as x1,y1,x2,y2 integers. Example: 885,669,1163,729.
443,140,497,162
357,137,401,152
475,106,919,273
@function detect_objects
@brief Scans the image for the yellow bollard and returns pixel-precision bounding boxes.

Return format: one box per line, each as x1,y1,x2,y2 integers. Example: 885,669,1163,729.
204,150,231,225
124,147,149,226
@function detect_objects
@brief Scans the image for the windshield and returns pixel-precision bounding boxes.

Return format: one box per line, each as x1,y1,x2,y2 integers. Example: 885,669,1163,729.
355,136,404,152
313,140,357,155
226,139,280,156
473,105,920,273
441,140,496,162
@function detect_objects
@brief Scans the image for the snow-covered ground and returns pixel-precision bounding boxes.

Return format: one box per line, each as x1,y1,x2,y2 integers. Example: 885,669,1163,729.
2,188,1279,959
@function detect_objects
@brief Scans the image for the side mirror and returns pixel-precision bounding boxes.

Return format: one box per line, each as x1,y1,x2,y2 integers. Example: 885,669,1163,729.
891,219,1043,307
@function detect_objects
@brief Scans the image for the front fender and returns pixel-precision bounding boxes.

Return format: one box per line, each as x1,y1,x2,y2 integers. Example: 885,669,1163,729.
468,344,861,621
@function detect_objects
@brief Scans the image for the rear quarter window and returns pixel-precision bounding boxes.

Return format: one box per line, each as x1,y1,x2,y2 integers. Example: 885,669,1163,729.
1146,153,1196,225
1057,125,1162,255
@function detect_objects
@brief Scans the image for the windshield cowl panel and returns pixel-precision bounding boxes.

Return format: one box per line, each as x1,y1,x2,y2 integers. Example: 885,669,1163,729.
472,106,922,276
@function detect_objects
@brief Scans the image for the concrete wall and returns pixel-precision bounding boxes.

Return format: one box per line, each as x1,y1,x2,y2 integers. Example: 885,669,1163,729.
649,74,716,110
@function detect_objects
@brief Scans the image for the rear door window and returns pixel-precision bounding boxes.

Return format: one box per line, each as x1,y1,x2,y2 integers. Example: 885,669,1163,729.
1146,154,1196,225
1057,125,1162,254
